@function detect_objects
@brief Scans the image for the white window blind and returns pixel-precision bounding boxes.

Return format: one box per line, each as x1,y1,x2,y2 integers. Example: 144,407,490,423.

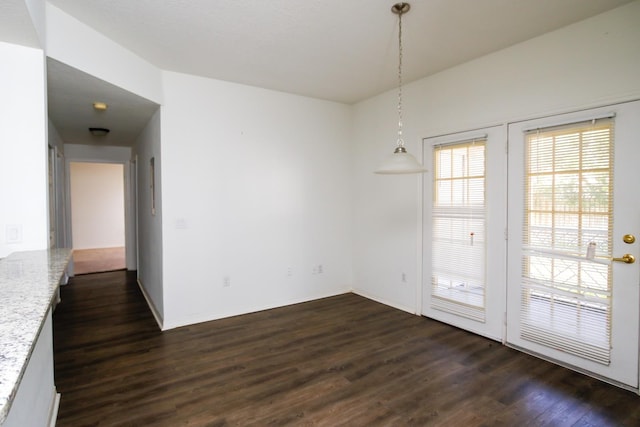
521,119,613,365
432,140,486,322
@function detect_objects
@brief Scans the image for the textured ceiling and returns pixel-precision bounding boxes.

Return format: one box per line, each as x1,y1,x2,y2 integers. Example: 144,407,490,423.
0,0,40,47
47,0,634,104
4,0,633,146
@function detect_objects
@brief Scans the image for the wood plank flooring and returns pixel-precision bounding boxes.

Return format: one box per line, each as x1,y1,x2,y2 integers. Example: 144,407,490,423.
53,271,640,426
72,247,126,275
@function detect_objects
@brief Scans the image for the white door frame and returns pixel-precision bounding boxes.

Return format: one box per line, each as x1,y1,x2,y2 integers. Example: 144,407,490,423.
421,125,508,342
64,156,137,273
418,101,640,391
505,101,640,390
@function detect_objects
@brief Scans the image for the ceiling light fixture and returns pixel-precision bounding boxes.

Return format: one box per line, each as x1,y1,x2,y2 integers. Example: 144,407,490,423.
93,102,108,111
375,2,426,175
89,127,110,136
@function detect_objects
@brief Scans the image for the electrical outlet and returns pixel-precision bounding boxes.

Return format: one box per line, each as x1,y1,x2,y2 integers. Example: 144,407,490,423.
312,264,323,275
223,276,231,287
6,225,22,244
287,267,292,277
401,272,407,283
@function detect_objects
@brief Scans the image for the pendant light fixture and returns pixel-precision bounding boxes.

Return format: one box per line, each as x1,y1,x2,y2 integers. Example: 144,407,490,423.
375,2,426,175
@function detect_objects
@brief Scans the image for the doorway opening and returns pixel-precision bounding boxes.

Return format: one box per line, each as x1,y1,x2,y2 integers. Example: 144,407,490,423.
69,161,126,274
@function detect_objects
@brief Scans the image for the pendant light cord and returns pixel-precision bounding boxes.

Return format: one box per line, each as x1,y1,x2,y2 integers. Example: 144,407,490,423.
397,9,404,149
375,3,427,174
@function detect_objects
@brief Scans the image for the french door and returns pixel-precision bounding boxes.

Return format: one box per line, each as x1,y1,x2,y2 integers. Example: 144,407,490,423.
506,102,640,388
422,101,640,389
422,126,507,341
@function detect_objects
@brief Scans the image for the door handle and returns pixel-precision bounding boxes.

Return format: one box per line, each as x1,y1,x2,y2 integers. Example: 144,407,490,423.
612,254,636,264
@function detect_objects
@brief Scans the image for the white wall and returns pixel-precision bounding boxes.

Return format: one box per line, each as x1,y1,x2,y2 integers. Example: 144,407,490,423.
45,3,162,105
42,2,354,331
133,109,164,322
160,71,353,329
69,162,125,249
6,0,635,333
352,1,640,313
0,41,48,258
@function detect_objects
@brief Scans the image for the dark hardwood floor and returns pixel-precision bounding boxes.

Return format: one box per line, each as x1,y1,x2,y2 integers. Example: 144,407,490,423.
53,271,640,426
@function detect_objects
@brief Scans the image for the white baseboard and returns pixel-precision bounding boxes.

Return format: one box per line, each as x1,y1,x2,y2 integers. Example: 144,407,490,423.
351,288,418,315
48,392,60,427
161,289,352,331
136,284,416,332
137,278,164,330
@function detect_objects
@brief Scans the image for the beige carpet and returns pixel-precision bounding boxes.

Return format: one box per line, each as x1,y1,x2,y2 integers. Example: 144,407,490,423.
73,247,126,275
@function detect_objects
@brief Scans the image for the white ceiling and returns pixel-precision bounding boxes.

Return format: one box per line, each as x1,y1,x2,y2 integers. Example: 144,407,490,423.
4,0,635,146
47,58,160,147
0,0,40,47
47,0,633,104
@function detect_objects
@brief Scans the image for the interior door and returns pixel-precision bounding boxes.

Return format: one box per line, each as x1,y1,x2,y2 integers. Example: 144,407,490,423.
506,101,640,388
422,126,507,341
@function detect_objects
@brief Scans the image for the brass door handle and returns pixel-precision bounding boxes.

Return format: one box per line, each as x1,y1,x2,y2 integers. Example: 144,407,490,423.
612,254,636,264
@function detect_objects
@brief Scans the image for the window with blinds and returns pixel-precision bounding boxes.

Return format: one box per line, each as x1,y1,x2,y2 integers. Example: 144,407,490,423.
521,118,613,365
432,140,486,322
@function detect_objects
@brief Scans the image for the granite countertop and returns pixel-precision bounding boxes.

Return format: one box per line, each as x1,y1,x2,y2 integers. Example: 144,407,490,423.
0,249,72,424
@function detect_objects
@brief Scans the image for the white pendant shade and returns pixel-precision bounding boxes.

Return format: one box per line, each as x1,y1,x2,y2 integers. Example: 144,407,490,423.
374,148,426,174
